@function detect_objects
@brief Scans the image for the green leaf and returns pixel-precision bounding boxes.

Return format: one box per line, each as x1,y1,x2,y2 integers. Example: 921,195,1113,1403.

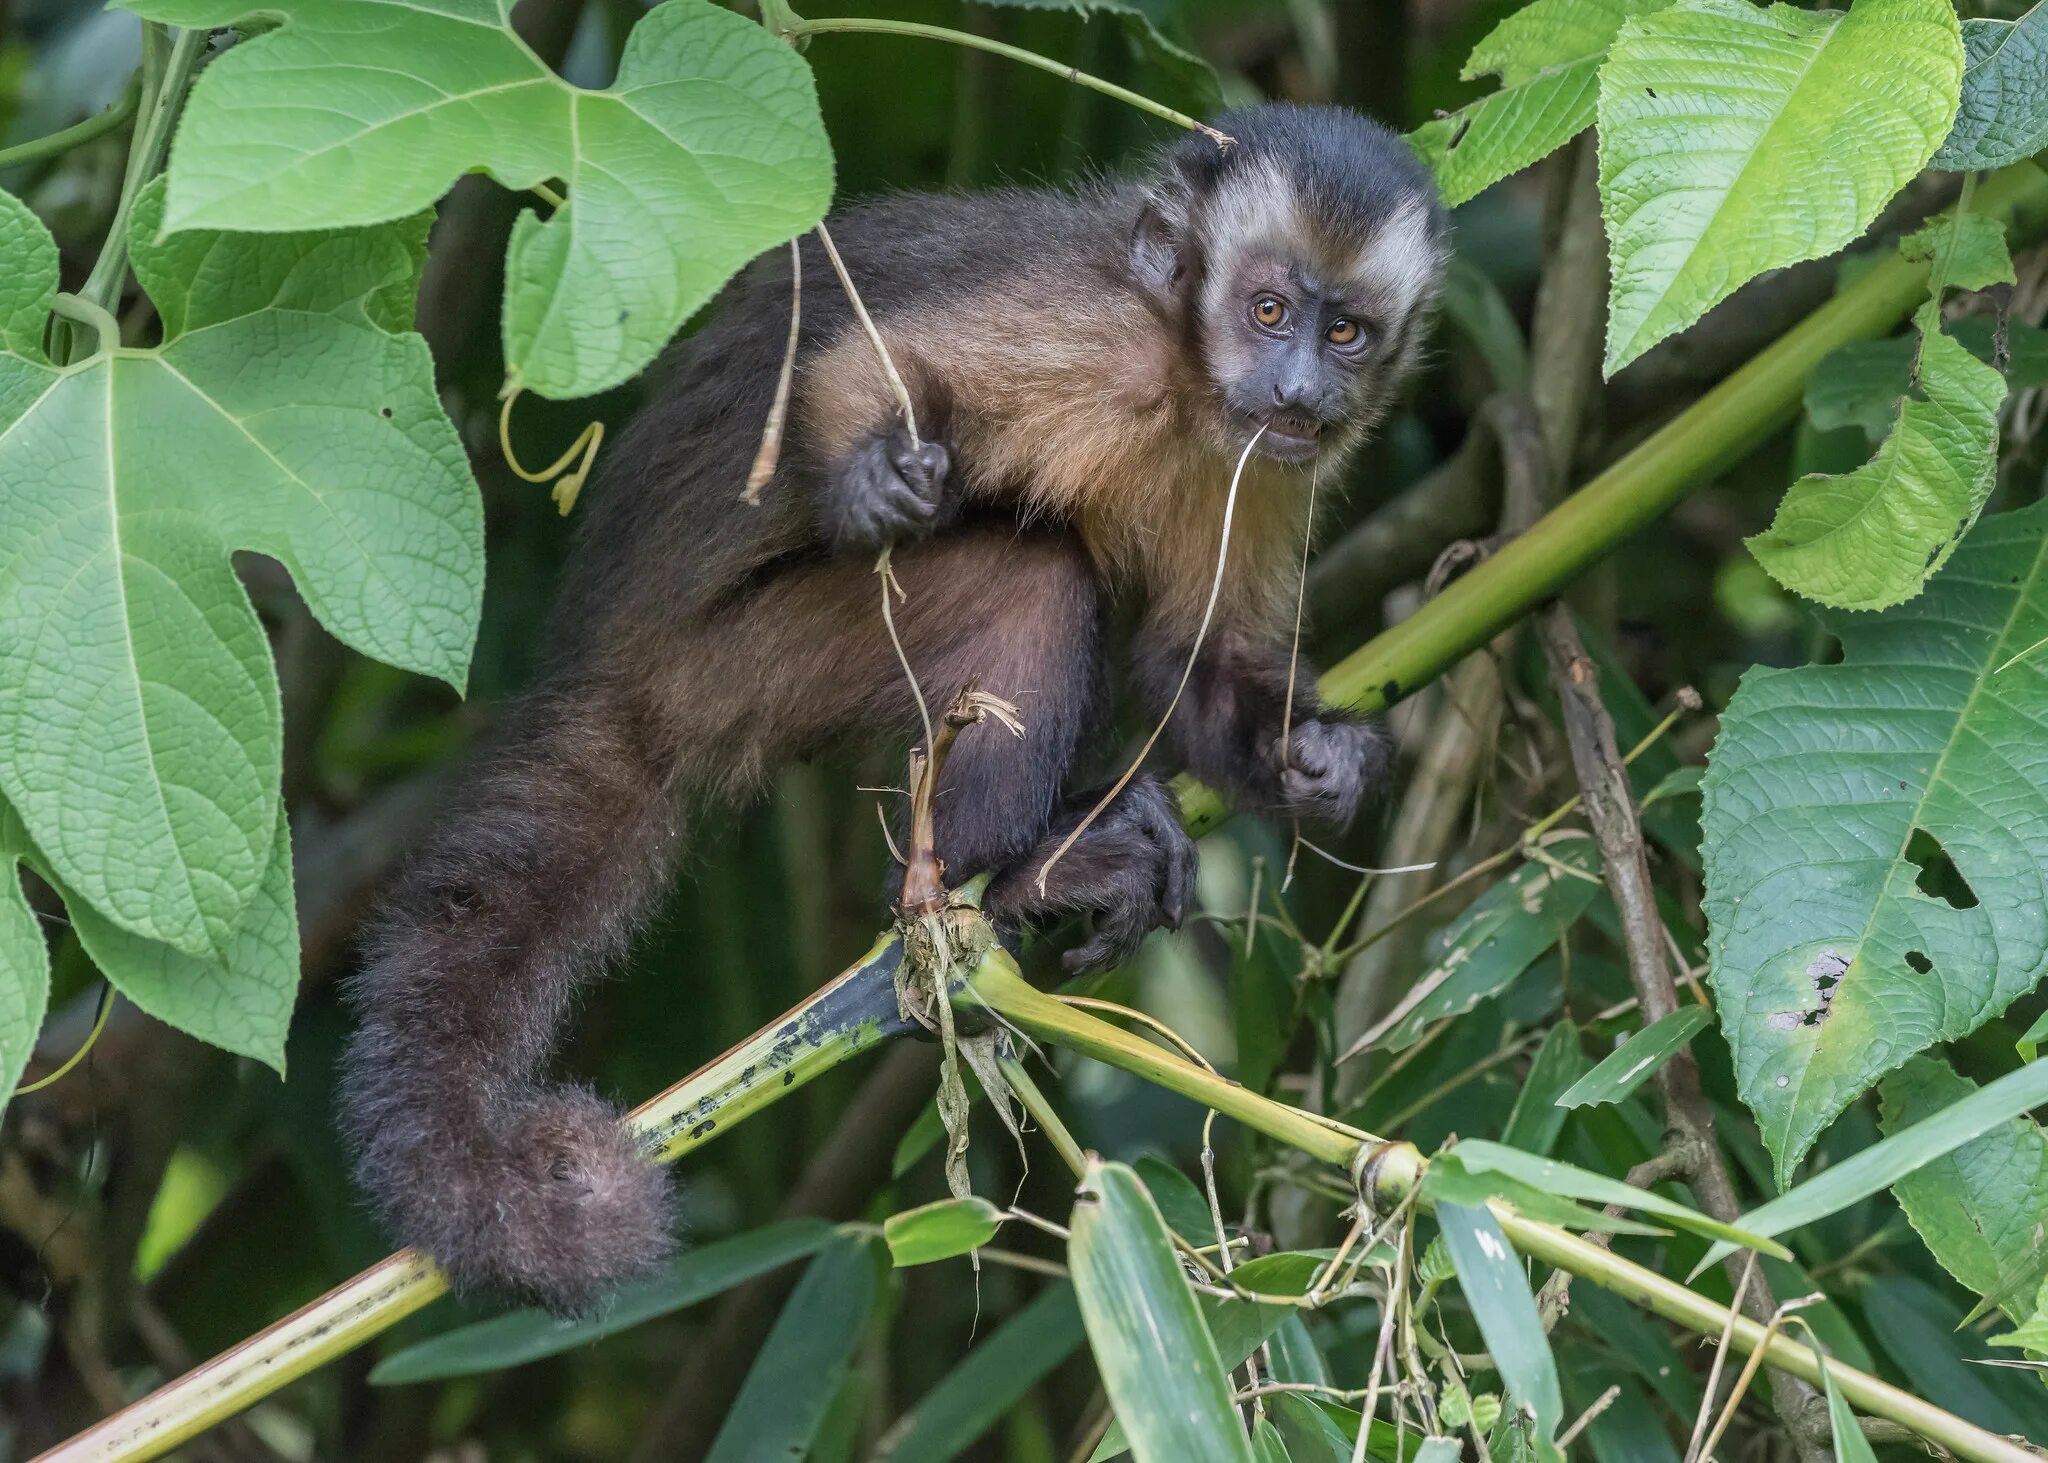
1134,1155,1216,1245
1436,1203,1563,1461
0,185,480,993
0,184,55,356
1901,212,2020,294
972,0,1223,114
1252,1419,1291,1463
1409,0,1673,207
1263,1314,1327,1387
884,1196,1005,1266
1702,502,2048,1182
1069,1158,1253,1463
1879,1056,2048,1326
1555,1006,1711,1109
705,1234,883,1463
1365,838,1602,1052
122,0,834,400
1989,1275,2048,1357
1862,1275,2048,1439
1933,6,2048,170
2020,1006,2048,1061
1696,1057,2048,1275
1805,315,2048,441
1751,220,2012,610
878,1284,1086,1463
1435,1139,1788,1257
68,806,299,1070
0,805,49,1098
372,1219,838,1384
1785,1320,1880,1463
1597,0,1963,373
1501,1022,1587,1156
1083,1290,1297,1462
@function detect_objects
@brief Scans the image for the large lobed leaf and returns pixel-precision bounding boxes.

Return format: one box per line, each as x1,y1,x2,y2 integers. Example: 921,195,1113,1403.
1702,502,2048,1182
1597,0,1963,374
121,0,833,400
0,182,480,1071
1411,0,1672,208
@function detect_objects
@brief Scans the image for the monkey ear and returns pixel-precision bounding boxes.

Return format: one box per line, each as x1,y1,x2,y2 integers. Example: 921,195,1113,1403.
1128,199,1184,302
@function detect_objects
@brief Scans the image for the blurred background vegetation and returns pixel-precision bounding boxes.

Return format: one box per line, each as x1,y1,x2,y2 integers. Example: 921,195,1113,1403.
6,0,2048,1458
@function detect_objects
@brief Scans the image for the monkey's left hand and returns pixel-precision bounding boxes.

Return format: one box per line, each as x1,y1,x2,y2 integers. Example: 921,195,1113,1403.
1268,717,1388,827
824,426,952,554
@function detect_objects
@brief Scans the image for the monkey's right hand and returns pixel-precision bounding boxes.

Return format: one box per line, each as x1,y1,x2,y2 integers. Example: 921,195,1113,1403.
987,774,1197,974
825,426,951,555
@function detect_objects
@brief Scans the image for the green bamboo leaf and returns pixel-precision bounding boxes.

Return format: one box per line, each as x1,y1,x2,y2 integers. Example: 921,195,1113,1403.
705,1234,883,1463
120,0,833,400
1085,1290,1297,1462
1413,1442,1461,1463
1070,1158,1253,1463
1597,0,1963,374
0,184,479,1029
1263,1314,1327,1387
1879,1057,2048,1326
884,1196,1005,1266
1862,1275,2048,1439
1434,1139,1788,1256
1933,6,2048,170
1436,1203,1563,1460
1252,1419,1291,1463
1423,1160,1669,1238
371,1219,837,1384
1784,1321,1881,1463
1410,0,1673,207
1555,1006,1712,1109
1696,1058,2048,1275
1134,1155,1216,1245
878,1284,1087,1463
1501,1022,1588,1155
1365,837,1602,1053
1703,502,2048,1182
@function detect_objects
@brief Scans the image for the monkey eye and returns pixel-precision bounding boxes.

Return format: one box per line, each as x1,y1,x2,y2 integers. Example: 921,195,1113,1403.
1251,296,1288,329
1326,317,1364,348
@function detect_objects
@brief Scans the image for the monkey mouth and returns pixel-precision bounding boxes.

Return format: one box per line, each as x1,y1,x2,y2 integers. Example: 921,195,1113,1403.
1254,412,1326,461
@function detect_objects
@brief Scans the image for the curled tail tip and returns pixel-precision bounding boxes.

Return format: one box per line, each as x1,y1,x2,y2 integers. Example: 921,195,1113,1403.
348,1077,677,1316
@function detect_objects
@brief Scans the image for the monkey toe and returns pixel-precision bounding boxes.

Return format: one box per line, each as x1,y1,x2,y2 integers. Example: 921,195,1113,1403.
1049,778,1196,972
1273,718,1387,827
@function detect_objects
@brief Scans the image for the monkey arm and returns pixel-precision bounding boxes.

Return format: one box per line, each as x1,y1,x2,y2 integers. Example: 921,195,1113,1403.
1133,622,1389,828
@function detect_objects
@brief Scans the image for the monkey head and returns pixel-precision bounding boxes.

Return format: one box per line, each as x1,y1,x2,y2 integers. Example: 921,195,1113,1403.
1129,103,1448,464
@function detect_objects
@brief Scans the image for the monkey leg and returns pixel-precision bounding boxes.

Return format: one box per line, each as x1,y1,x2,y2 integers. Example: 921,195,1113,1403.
339,681,685,1315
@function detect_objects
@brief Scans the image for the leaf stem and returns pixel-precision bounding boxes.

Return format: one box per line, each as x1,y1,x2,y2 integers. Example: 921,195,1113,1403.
0,87,140,173
780,17,1229,143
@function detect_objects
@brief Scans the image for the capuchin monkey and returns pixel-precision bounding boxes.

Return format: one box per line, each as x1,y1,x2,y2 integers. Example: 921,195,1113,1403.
342,103,1447,1312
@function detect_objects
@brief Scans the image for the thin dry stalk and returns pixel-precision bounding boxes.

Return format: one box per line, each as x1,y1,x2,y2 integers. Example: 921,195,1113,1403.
742,238,803,503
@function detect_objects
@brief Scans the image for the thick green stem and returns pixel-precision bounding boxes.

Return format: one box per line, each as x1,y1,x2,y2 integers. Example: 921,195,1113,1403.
76,26,205,322
1178,159,2048,835
781,17,1225,142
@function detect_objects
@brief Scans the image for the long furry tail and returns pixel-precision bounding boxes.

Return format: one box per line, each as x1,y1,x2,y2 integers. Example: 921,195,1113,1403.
339,682,683,1314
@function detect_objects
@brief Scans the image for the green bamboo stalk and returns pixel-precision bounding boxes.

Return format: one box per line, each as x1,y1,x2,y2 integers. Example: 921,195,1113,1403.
1178,159,2048,835
31,933,916,1463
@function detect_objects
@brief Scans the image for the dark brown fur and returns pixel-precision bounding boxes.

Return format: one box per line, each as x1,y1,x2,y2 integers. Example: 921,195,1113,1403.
342,104,1445,1313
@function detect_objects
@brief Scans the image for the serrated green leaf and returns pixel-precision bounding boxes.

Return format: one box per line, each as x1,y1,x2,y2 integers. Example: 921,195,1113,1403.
1880,1057,2048,1327
1696,1057,2048,1275
1555,1006,1712,1109
1989,1275,2048,1357
373,1219,837,1385
1597,0,1963,374
1806,315,2048,441
706,1234,882,1463
1902,212,2019,294
0,185,480,968
1437,1203,1563,1461
1410,0,1672,207
884,1196,1005,1266
0,803,49,1099
1703,502,2048,1182
1363,837,1602,1053
1934,7,2048,170
0,188,55,356
1070,1158,1252,1463
122,0,833,400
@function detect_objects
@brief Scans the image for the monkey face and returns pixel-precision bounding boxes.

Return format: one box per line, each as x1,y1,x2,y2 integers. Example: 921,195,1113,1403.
1133,103,1449,466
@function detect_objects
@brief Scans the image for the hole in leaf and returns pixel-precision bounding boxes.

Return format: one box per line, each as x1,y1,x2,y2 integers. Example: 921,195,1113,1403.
1906,950,1933,974
1906,828,1978,909
1448,116,1472,150
1645,86,1658,97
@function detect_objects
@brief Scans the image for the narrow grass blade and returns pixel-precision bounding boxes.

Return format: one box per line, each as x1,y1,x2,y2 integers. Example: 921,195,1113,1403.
1555,1006,1712,1109
1438,1202,1563,1460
